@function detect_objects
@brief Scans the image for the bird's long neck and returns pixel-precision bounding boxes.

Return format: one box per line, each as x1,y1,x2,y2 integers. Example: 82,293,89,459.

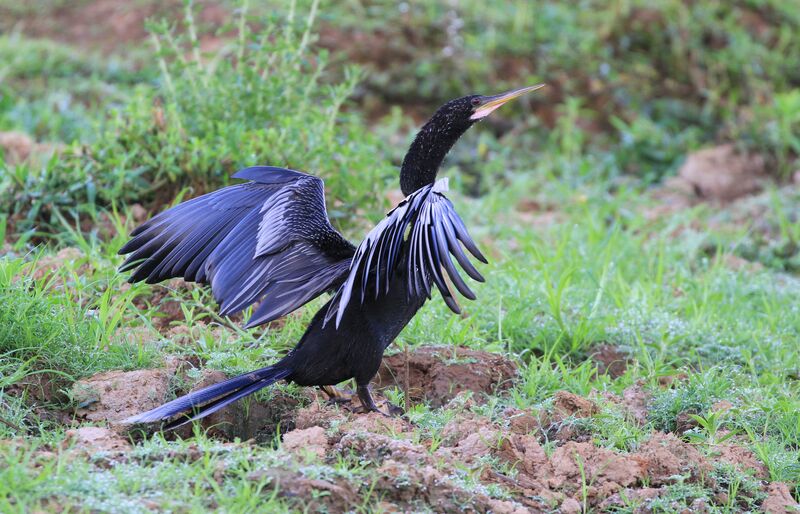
400,116,471,196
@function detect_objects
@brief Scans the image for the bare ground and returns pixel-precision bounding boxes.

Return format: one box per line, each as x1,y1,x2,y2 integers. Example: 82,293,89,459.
3,346,781,512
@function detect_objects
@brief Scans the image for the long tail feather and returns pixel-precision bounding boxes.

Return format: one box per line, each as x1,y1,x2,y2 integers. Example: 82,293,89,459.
124,363,292,427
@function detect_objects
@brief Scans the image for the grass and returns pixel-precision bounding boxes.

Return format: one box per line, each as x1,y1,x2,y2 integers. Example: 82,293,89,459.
1,0,799,511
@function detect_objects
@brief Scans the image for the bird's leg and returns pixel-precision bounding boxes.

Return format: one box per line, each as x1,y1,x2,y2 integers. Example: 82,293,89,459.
320,385,351,405
355,384,405,417
355,384,382,414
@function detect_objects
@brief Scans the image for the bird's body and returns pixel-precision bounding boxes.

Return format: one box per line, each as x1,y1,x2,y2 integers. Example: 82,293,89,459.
289,269,424,388
121,85,543,426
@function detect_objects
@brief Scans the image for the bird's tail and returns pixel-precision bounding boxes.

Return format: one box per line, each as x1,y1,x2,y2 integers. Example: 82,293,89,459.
124,361,292,429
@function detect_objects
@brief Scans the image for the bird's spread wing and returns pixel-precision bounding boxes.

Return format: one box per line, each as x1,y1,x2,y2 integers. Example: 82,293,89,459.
326,177,487,327
119,166,356,328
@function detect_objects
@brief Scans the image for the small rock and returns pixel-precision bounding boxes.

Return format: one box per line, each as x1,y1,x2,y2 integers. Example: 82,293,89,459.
560,497,582,514
282,426,328,459
553,391,598,419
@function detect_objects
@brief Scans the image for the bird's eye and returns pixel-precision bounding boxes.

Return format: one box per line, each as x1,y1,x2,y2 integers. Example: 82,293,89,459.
471,98,481,107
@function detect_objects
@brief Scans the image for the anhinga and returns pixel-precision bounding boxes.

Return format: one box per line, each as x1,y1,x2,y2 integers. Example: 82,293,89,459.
121,84,544,426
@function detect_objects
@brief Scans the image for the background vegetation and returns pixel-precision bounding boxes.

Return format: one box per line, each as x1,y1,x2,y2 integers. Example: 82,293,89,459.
1,0,799,512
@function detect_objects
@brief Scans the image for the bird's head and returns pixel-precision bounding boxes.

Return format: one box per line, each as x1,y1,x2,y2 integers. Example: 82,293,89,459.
400,84,545,195
434,83,547,128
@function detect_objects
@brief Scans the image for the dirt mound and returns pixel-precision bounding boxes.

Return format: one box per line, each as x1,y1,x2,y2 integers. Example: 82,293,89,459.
762,482,800,513
553,390,598,418
72,358,183,424
551,441,644,498
31,247,89,282
72,359,300,441
281,426,328,459
716,442,768,478
604,382,651,426
374,345,517,407
636,432,711,485
276,389,782,512
661,144,768,204
63,426,131,454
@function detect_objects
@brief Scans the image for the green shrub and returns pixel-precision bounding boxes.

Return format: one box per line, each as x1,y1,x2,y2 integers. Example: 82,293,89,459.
0,257,154,381
2,2,394,235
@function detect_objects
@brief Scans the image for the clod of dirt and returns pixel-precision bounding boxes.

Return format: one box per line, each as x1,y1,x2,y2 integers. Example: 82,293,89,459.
590,344,630,378
604,383,651,426
553,391,598,419
72,358,184,424
495,433,549,478
677,144,767,202
560,498,582,514
0,131,63,166
293,400,349,430
372,460,528,514
32,247,88,282
503,407,543,435
249,468,359,512
281,426,329,459
63,426,131,453
635,432,711,485
74,360,302,442
599,487,663,511
438,426,500,464
716,443,768,479
0,131,34,163
550,441,645,499
762,482,800,513
374,346,517,407
337,431,431,467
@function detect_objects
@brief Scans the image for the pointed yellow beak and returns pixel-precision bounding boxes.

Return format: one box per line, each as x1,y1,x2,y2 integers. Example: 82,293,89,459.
470,84,546,120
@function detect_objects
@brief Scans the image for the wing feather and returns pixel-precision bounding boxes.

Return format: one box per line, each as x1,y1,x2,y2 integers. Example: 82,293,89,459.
119,166,356,328
328,177,486,327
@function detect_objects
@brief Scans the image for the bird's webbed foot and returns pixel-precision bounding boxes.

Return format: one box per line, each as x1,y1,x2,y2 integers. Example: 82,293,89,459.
320,385,352,405
354,384,404,417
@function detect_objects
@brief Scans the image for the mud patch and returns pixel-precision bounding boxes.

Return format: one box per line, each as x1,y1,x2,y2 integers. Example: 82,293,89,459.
374,345,517,407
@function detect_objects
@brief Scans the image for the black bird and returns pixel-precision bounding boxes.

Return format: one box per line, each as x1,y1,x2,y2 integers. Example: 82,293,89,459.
121,84,544,426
